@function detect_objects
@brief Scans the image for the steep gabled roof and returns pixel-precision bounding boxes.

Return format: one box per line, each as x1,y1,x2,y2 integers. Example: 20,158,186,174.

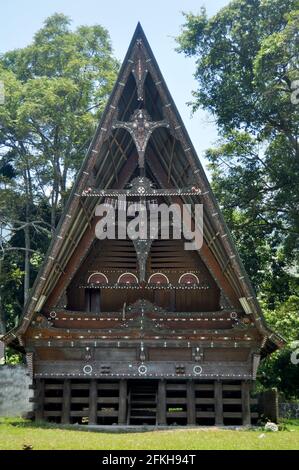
3,23,284,354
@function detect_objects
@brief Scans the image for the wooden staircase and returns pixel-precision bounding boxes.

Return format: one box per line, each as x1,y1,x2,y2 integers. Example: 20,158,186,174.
128,381,157,425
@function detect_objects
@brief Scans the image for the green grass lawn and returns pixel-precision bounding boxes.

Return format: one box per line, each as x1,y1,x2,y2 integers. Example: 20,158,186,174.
0,418,298,450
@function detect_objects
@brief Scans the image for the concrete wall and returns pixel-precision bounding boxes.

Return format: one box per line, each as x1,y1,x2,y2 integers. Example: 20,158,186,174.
0,340,4,365
0,365,33,417
279,402,299,419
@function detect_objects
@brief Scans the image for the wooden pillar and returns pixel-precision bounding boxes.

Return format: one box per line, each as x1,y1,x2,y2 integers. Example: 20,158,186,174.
94,290,101,314
214,381,223,426
242,381,251,426
118,379,127,425
61,379,71,424
157,379,167,425
35,379,45,421
89,379,98,425
187,380,196,425
170,291,176,311
258,388,279,423
85,289,91,312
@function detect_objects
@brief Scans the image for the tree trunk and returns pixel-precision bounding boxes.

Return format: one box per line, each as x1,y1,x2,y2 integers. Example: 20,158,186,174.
24,204,31,306
0,257,6,334
23,164,32,306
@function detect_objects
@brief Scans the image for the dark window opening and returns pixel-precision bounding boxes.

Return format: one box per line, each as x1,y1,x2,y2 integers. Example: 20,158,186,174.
85,289,101,314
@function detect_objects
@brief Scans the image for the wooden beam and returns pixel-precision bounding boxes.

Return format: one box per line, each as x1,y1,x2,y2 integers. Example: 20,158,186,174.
187,380,196,425
89,379,98,425
79,200,93,228
61,379,71,424
147,152,239,307
242,381,251,426
167,136,176,183
157,379,167,425
35,379,45,421
118,379,127,425
45,153,138,309
214,381,223,425
108,138,119,183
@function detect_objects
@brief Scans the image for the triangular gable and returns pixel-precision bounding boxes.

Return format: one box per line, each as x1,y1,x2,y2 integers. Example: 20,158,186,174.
3,23,284,354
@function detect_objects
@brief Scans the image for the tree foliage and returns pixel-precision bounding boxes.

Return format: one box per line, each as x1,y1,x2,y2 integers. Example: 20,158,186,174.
0,14,118,332
176,0,299,396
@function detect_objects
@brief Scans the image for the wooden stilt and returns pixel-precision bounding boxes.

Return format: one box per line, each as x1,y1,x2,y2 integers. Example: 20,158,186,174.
61,379,71,424
85,289,90,312
89,379,98,425
35,379,45,421
187,380,196,425
118,379,127,425
214,381,223,425
157,379,166,425
214,381,223,426
242,381,251,426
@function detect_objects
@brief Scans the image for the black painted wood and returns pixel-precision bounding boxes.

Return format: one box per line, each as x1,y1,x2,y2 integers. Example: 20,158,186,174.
61,379,71,424
35,379,45,421
187,380,196,425
157,379,166,425
242,381,251,426
214,381,223,426
89,379,98,425
118,379,127,425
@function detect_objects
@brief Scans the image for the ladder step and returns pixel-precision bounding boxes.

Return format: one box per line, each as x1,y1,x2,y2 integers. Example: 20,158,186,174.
128,383,158,424
131,408,156,411
131,401,157,405
130,416,156,419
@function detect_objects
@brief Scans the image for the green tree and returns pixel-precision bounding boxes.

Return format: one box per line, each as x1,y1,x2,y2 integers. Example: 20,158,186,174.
258,296,299,398
176,0,299,396
176,0,299,299
0,14,118,329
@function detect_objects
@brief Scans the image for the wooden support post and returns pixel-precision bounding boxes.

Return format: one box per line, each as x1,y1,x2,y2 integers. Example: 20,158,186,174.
95,291,101,314
157,379,167,425
62,379,71,424
35,379,45,421
85,289,90,312
242,381,251,426
89,379,98,425
118,379,127,425
187,380,196,425
258,388,279,423
214,381,223,426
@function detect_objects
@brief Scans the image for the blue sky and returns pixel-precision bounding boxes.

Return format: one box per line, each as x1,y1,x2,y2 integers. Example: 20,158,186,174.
0,0,230,172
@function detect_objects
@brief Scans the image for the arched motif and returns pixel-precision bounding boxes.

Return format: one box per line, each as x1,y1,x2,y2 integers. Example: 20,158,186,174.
178,273,199,285
117,272,139,284
148,273,169,284
87,272,109,285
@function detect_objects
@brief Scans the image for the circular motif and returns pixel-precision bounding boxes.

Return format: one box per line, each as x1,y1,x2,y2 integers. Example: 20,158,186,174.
148,273,169,285
87,272,108,285
118,272,138,284
138,365,148,375
83,365,93,375
178,273,199,285
193,365,202,376
49,311,57,319
230,312,238,319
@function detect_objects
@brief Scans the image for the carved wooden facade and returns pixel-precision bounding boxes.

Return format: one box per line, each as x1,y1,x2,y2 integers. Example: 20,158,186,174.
3,24,284,426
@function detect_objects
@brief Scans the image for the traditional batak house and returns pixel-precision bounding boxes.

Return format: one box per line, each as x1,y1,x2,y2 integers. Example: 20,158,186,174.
3,24,284,426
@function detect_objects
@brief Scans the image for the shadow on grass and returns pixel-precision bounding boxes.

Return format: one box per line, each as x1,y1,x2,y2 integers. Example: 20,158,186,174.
2,417,298,435
2,418,171,434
